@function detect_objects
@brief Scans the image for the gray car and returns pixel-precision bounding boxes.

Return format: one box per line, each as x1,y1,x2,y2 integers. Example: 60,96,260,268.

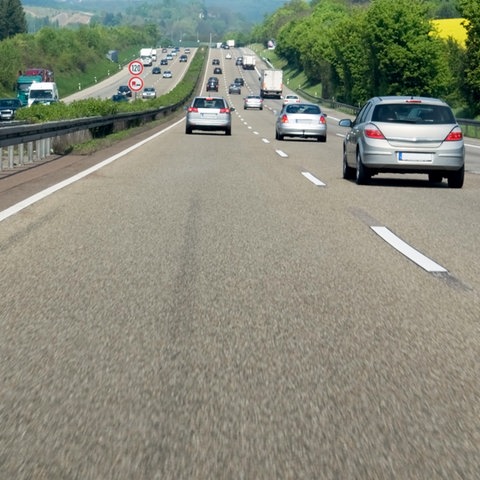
185,96,234,135
228,83,241,95
275,103,327,142
339,96,465,187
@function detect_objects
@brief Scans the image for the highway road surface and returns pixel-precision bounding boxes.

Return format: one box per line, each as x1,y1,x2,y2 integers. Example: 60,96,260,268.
0,47,479,479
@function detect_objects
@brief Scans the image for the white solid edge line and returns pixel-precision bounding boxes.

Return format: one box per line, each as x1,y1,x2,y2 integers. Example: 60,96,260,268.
371,226,447,273
0,118,185,223
302,171,326,186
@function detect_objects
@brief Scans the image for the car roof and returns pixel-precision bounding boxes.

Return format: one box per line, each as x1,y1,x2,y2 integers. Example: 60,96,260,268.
373,96,448,106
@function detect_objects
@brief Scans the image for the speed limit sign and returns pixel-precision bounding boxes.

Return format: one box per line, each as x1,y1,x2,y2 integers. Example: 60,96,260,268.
128,60,144,76
128,76,144,92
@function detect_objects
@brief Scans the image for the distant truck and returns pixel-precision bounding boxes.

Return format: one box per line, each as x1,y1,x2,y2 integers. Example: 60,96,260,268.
16,68,54,106
227,39,235,48
260,69,283,98
27,82,59,107
140,48,153,66
242,54,256,70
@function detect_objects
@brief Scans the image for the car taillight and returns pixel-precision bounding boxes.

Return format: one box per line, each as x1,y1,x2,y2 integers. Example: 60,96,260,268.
364,124,385,139
319,115,326,124
281,114,289,123
219,108,230,113
188,107,198,112
445,127,463,141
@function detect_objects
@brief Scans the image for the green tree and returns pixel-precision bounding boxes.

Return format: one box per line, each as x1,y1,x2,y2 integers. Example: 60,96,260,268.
0,0,27,41
459,0,480,113
364,0,448,97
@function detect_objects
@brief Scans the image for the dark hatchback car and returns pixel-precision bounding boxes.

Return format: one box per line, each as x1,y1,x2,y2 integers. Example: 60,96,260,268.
213,67,222,74
206,81,218,92
117,85,132,97
152,66,161,74
0,98,23,121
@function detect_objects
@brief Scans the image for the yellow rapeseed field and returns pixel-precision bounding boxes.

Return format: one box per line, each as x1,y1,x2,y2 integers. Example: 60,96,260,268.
431,18,468,47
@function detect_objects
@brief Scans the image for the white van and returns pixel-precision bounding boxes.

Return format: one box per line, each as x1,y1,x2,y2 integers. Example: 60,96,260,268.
27,82,59,106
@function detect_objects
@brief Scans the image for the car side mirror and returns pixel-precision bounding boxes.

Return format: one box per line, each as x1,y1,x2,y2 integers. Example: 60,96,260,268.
339,119,353,128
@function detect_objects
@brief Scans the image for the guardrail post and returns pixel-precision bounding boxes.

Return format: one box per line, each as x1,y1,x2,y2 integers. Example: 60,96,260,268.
8,146,14,168
18,143,24,166
36,140,44,160
27,142,34,163
0,147,3,171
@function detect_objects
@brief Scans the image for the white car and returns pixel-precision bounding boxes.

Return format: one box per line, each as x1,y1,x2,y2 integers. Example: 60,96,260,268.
142,87,156,99
244,95,263,110
163,70,173,78
283,94,301,105
226,53,232,59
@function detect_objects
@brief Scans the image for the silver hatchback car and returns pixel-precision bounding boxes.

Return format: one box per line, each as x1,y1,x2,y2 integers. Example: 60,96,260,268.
275,103,327,142
339,96,465,187
185,96,234,135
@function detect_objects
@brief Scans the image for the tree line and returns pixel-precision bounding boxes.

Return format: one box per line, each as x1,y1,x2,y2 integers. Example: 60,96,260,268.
251,0,480,116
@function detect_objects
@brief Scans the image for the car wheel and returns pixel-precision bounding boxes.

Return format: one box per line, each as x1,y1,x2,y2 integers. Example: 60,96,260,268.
260,106,263,110
343,149,356,180
225,128,231,136
244,106,247,110
185,126,192,134
355,151,370,185
428,173,443,183
275,130,283,141
317,135,327,143
447,166,464,188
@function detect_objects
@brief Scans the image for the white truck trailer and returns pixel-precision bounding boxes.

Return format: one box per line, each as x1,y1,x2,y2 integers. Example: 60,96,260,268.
260,69,283,98
140,48,153,66
242,54,256,70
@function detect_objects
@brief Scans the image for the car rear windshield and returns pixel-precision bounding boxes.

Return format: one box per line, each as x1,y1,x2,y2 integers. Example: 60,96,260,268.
194,98,225,109
286,104,321,114
372,104,455,124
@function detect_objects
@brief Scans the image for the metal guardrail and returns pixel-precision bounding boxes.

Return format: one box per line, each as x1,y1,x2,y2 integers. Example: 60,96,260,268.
0,102,183,173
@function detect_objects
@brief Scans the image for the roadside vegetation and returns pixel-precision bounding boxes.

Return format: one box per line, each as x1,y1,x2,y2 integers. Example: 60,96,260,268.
251,0,480,118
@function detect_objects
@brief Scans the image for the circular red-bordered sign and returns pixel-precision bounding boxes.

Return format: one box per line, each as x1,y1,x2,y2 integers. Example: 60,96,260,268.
128,60,144,76
128,76,144,92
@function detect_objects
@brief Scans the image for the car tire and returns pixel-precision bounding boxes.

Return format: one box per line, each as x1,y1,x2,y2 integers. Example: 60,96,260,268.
343,150,356,180
447,166,464,188
355,151,370,185
185,126,192,134
260,106,263,110
275,130,283,141
225,128,231,136
317,135,327,143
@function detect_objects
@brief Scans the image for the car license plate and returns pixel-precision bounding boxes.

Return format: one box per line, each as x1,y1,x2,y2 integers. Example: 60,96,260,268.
202,113,216,118
397,152,433,162
296,119,312,124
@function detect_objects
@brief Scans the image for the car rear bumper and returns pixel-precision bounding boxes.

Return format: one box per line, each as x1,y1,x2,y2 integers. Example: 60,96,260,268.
361,143,465,171
277,125,327,137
